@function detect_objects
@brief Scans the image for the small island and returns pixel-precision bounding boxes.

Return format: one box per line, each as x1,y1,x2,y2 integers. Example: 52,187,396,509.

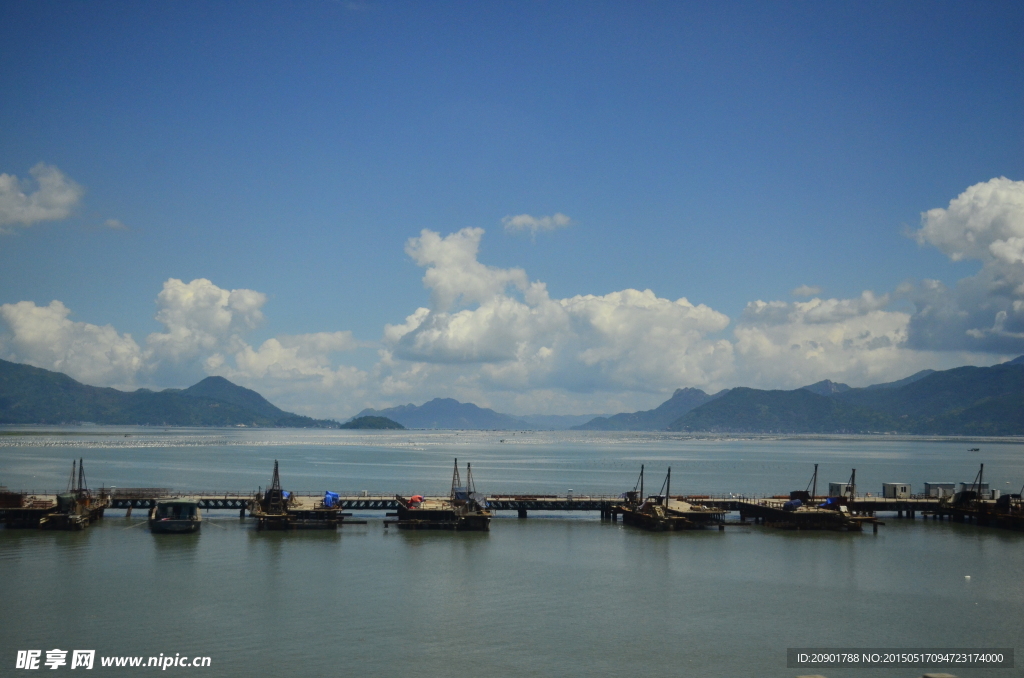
339,416,405,430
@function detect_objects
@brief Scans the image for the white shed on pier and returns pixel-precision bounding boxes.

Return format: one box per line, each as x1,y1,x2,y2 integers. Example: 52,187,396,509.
924,482,955,498
882,483,911,499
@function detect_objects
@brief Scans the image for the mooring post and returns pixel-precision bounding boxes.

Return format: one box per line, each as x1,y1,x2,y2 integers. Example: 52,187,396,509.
239,507,245,519
518,509,528,519
873,522,878,534
125,504,132,518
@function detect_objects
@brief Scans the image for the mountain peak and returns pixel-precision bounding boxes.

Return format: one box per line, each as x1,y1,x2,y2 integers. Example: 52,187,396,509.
354,397,525,429
801,379,851,396
182,375,284,419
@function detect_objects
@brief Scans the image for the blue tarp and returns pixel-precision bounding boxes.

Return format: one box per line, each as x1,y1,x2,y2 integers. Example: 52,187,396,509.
783,499,802,512
817,497,841,508
282,491,290,499
324,491,339,508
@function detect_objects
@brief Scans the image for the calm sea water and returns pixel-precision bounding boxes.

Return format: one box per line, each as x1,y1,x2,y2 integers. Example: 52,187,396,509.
2,428,1023,677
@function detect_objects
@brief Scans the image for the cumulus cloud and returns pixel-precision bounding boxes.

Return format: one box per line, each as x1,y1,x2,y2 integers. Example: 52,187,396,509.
384,227,734,396
502,212,572,235
228,332,360,381
0,300,144,388
0,278,368,417
733,293,914,388
379,227,1004,410
213,331,366,411
6,178,1023,418
146,278,267,363
792,284,822,297
406,228,528,310
915,177,1024,264
0,163,84,232
906,177,1024,354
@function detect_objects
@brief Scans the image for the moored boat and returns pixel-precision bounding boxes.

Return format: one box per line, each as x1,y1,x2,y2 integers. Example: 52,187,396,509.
391,459,491,531
148,499,202,533
617,466,725,531
37,459,109,531
247,460,363,530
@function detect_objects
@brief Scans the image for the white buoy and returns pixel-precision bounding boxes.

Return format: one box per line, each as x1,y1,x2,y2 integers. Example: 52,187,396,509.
965,575,971,581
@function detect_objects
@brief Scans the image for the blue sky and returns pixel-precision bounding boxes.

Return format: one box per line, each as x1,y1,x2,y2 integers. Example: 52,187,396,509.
1,1,1023,419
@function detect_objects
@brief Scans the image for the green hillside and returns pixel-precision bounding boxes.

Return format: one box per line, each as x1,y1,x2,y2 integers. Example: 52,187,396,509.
669,362,1024,435
0,359,339,427
340,416,405,429
669,387,898,433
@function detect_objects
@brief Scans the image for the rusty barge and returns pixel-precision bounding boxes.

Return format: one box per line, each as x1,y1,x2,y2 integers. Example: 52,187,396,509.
388,459,491,531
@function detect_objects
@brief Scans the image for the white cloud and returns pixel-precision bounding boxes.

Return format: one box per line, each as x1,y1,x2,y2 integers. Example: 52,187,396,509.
406,228,528,310
104,218,128,230
733,293,917,388
0,300,143,388
0,278,368,418
792,284,822,297
906,178,1024,354
384,227,734,398
915,177,1024,263
379,227,1004,412
146,278,267,363
6,178,1024,418
213,331,367,414
502,212,572,235
228,332,360,382
0,163,84,232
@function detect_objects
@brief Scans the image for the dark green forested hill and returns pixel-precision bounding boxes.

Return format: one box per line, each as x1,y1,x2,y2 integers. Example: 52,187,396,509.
339,416,405,429
668,362,1024,435
0,359,339,427
573,387,722,430
668,387,898,433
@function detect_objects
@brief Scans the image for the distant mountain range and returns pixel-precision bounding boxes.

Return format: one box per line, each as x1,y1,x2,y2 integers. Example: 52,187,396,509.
354,398,606,430
0,359,339,427
669,361,1024,435
355,398,528,430
5,355,1024,435
573,388,724,430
